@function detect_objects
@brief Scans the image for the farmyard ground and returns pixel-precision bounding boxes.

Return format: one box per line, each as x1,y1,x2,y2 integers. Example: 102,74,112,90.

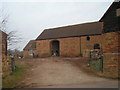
14,57,118,88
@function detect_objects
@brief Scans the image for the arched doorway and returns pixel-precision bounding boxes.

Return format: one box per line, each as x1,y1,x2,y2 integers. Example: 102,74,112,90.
50,40,60,56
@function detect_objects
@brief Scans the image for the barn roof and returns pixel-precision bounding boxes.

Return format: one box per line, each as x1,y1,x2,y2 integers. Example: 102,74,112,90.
36,21,103,40
23,40,36,50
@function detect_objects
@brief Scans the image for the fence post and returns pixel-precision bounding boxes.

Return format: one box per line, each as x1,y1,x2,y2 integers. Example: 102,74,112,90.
101,55,104,72
89,51,92,64
99,55,103,72
11,57,16,72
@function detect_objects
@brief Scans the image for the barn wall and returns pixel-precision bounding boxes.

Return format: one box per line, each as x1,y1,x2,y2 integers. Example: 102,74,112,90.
59,37,81,56
0,31,11,75
23,50,37,58
36,37,81,57
102,31,120,53
36,35,105,57
36,40,51,57
0,32,7,60
23,50,30,58
81,35,103,57
102,31,120,76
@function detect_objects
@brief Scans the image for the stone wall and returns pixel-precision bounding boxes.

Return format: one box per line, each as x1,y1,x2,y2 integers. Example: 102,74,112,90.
36,37,81,57
2,56,12,75
23,49,37,58
0,31,11,75
0,31,7,60
36,36,104,57
36,39,51,57
103,53,119,77
102,31,120,53
81,35,103,57
102,31,120,76
59,37,80,56
23,50,30,58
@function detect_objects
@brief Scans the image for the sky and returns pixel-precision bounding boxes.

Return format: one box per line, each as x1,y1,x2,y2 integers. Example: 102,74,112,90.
0,0,114,51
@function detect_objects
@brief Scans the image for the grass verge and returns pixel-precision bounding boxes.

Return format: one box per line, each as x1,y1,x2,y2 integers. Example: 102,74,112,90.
70,59,120,80
2,61,28,88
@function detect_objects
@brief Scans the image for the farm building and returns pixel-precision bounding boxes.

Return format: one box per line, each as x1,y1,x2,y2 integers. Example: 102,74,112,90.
99,1,120,76
0,30,11,75
36,22,103,57
23,40,37,58
35,2,119,58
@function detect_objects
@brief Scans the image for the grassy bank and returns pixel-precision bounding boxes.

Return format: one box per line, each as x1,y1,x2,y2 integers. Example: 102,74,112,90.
2,61,28,88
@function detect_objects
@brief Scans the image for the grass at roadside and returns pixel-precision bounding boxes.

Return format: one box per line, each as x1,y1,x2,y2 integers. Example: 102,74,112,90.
81,65,120,79
2,61,28,88
70,58,120,80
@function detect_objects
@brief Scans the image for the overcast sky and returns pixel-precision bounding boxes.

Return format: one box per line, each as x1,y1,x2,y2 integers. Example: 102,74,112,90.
0,1,113,50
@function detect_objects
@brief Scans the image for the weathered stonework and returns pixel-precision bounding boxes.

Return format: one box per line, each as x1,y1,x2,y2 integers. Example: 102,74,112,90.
36,40,51,57
36,36,104,57
102,31,120,76
23,40,37,58
0,31,11,75
59,37,81,57
23,50,31,58
102,31,120,53
23,50,37,58
36,37,81,57
81,35,103,57
103,53,119,77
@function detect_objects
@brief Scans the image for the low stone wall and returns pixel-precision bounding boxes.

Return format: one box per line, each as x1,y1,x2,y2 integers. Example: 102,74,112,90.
2,56,12,75
103,53,119,77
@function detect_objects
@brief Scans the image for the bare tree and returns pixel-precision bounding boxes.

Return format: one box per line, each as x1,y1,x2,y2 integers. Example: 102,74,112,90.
7,49,23,58
7,30,22,47
0,8,22,49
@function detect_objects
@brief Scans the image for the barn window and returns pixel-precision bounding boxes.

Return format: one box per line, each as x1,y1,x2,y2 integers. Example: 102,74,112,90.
94,43,100,49
116,8,120,16
86,36,90,41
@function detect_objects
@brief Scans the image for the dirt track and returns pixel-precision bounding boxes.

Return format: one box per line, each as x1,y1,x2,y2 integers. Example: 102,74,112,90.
17,57,118,88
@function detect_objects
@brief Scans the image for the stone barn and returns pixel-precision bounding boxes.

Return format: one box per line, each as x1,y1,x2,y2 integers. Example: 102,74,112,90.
99,1,120,76
35,2,119,59
0,30,11,75
23,40,37,58
36,22,103,57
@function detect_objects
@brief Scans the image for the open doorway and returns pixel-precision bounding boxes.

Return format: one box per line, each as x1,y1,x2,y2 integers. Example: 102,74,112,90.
51,40,60,56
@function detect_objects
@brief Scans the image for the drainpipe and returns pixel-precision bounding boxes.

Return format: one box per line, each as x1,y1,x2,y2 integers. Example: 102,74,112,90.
80,37,82,55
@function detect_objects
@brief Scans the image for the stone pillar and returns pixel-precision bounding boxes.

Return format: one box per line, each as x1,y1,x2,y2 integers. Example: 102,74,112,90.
102,31,120,77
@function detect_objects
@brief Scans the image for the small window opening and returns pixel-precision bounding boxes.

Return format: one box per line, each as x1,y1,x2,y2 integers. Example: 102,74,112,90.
94,43,100,49
86,36,90,41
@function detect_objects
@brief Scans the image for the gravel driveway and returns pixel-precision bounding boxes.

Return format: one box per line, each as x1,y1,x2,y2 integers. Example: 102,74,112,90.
17,57,118,88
